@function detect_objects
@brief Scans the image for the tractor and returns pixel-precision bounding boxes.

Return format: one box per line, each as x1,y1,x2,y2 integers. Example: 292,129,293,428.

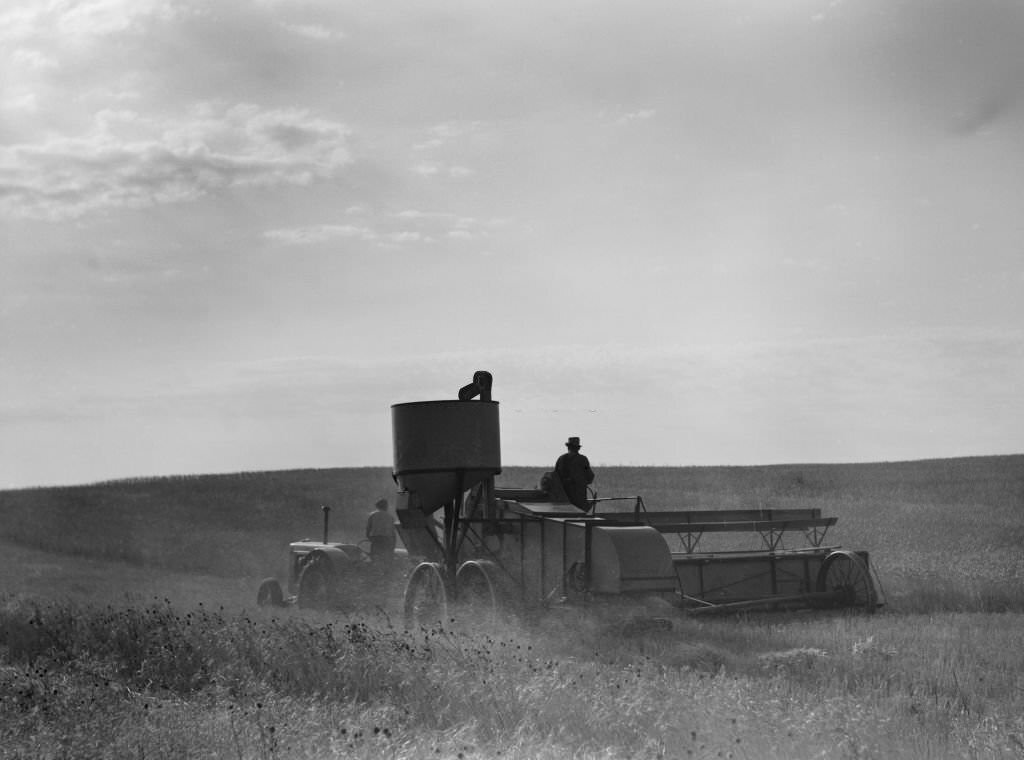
256,505,411,611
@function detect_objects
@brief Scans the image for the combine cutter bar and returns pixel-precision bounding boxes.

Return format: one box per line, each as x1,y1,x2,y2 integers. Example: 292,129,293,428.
683,549,879,615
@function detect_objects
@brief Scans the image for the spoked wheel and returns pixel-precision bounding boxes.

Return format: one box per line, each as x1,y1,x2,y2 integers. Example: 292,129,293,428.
816,550,877,611
403,562,449,630
297,556,334,610
455,560,500,627
256,578,284,608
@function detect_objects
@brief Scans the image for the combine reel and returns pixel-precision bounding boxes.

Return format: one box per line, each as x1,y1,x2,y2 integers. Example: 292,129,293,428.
815,549,880,611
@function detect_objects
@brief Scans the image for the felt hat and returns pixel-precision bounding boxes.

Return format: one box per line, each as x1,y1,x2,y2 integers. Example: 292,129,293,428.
565,436,581,448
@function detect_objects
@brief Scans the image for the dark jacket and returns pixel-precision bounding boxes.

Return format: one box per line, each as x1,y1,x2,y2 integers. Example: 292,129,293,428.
554,450,594,509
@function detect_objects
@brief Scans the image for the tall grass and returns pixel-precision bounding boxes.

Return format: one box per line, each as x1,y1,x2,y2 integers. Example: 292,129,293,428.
3,596,1024,759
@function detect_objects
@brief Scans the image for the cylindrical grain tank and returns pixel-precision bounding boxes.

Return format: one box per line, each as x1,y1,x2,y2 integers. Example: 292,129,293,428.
391,400,501,514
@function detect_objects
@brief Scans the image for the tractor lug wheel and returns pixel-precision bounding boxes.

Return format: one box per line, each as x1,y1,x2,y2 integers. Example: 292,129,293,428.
297,556,335,611
257,577,284,608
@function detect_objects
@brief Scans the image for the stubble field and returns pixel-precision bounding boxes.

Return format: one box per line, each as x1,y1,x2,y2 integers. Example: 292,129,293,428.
1,456,1023,759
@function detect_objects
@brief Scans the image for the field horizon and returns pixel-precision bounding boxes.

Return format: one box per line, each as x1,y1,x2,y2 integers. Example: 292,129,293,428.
15,451,1022,491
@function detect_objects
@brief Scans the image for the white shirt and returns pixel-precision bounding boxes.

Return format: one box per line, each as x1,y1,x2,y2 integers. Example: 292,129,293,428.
367,509,395,538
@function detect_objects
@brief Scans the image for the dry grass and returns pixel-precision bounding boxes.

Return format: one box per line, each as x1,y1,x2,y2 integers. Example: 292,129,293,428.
3,597,1024,759
2,455,1024,758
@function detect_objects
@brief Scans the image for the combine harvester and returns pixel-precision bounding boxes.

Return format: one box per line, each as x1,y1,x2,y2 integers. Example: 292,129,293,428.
392,372,881,628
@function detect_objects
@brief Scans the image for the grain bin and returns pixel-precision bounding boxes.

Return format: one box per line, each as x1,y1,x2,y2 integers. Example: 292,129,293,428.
391,399,501,514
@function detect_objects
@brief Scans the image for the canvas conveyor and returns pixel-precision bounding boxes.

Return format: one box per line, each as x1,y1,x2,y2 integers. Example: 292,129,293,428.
597,502,875,613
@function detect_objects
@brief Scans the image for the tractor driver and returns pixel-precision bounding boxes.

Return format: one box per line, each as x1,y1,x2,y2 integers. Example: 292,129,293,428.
555,436,595,511
366,498,396,565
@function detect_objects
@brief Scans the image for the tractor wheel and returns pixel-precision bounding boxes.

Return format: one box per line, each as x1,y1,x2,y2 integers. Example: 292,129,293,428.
403,562,449,630
456,560,500,626
816,550,877,611
256,578,284,608
297,556,334,610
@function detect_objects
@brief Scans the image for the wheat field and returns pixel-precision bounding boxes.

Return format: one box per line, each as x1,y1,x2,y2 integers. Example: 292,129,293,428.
1,456,1023,758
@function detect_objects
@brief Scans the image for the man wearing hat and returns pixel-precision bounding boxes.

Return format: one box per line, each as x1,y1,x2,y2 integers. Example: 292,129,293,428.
554,436,595,511
366,497,396,566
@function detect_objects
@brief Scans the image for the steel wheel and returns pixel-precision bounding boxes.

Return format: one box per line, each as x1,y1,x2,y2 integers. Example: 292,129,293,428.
256,577,284,608
816,550,877,611
403,562,449,630
297,556,333,610
456,560,500,626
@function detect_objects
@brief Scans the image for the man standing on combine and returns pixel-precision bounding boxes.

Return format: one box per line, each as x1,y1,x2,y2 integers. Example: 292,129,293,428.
366,498,396,566
555,436,595,511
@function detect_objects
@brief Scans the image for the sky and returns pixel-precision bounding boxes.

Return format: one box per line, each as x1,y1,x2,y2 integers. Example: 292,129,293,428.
2,0,1023,488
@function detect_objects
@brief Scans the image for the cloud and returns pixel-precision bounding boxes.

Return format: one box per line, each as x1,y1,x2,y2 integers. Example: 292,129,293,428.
395,209,456,221
411,163,441,176
408,121,485,178
829,0,1024,138
423,165,472,179
0,104,351,219
385,231,426,244
0,0,179,44
415,120,485,146
281,22,345,41
264,224,376,245
263,209,507,249
615,108,657,125
0,1,184,120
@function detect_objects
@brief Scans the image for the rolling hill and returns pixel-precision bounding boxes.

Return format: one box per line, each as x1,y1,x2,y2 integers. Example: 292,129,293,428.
2,455,1021,611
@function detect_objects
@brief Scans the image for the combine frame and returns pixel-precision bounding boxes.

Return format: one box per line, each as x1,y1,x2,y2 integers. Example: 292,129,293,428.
596,500,876,614
392,372,880,628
